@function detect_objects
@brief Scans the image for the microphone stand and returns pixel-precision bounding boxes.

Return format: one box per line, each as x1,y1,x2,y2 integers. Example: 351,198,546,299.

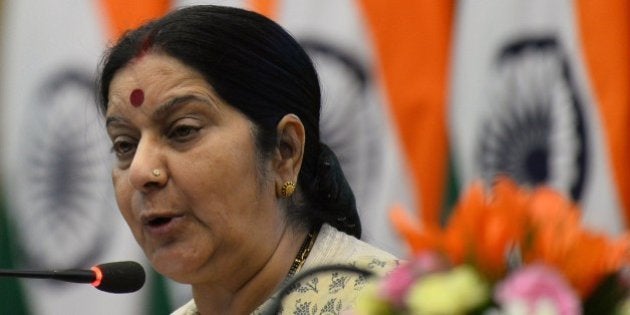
0,268,95,283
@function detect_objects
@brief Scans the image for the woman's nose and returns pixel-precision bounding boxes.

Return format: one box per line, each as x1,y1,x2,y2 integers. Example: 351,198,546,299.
128,139,167,191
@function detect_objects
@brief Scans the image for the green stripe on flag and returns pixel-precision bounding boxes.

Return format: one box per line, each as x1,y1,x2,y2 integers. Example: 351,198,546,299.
0,193,30,314
148,269,172,315
440,155,461,227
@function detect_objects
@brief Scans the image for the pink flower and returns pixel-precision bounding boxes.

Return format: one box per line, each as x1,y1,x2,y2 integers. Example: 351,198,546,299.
378,263,414,307
378,251,446,308
495,264,581,315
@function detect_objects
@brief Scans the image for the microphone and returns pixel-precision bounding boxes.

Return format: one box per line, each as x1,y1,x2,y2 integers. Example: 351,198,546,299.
0,261,146,293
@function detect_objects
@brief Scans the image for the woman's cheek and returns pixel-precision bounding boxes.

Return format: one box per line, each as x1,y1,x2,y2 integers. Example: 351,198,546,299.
112,173,136,227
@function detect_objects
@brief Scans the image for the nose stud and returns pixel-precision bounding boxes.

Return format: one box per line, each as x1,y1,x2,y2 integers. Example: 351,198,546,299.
152,169,161,177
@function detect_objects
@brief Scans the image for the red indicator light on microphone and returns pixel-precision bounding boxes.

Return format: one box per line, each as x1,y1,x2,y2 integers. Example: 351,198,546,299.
91,266,103,288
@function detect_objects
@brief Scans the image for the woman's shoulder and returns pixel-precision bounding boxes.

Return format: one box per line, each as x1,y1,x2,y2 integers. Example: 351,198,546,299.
258,224,401,314
170,299,197,315
304,223,399,272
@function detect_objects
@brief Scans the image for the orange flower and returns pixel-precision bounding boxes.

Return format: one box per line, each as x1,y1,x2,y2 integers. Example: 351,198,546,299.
524,187,630,296
479,180,529,276
391,177,630,296
389,204,440,253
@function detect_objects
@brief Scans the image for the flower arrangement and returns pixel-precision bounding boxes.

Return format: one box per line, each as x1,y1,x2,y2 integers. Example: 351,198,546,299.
356,178,630,315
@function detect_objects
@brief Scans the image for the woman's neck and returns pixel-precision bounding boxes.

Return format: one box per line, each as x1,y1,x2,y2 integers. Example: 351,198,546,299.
192,225,309,315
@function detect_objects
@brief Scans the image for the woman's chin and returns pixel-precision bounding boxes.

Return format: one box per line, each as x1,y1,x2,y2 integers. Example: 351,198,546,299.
147,247,207,283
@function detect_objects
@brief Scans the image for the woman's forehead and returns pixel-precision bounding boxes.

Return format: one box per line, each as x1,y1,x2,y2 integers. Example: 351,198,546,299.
107,54,211,110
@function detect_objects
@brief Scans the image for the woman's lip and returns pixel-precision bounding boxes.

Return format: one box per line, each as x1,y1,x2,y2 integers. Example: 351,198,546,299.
142,214,185,236
141,212,183,224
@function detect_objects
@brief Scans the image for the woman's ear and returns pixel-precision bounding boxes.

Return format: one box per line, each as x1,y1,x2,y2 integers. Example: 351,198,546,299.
274,114,305,197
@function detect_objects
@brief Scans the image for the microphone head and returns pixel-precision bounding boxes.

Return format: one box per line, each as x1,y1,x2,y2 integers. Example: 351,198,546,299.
92,261,146,293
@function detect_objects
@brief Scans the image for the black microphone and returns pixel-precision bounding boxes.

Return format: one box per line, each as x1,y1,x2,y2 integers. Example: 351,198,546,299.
0,261,146,293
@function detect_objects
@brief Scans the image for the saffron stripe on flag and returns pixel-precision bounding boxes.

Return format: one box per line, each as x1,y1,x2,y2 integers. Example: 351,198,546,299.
576,0,630,226
358,0,455,228
98,0,172,42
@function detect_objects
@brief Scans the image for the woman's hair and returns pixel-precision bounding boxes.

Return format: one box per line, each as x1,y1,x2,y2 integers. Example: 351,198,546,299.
97,5,361,238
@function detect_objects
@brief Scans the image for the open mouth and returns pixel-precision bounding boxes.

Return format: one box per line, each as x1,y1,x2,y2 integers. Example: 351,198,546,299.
143,214,184,230
147,217,173,227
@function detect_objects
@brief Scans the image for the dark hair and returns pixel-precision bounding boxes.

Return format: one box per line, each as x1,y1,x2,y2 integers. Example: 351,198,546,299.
97,5,361,238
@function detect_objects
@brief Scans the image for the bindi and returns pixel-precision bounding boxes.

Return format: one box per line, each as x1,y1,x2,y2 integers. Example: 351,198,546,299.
129,89,145,107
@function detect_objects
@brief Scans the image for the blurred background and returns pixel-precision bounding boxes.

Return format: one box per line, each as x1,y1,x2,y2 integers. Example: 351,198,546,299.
0,0,627,314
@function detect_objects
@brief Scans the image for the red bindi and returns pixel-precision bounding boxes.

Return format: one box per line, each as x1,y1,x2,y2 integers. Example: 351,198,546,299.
130,89,144,107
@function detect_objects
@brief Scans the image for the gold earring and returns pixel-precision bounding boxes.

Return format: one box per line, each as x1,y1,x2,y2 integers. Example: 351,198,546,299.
152,169,161,177
281,181,296,198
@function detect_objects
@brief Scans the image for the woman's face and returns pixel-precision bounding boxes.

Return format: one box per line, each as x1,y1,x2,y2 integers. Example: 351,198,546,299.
105,53,286,285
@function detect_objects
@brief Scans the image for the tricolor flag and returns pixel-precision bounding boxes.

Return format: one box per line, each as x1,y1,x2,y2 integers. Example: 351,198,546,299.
450,0,630,234
185,0,630,284
247,0,440,256
251,0,630,249
0,1,189,314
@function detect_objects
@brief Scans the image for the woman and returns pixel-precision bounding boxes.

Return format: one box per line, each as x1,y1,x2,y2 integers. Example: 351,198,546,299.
98,5,397,314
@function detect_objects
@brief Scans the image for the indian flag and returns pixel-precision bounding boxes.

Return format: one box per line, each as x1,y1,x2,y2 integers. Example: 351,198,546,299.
0,0,189,314
449,0,630,234
247,0,431,256
248,0,630,249
248,0,454,255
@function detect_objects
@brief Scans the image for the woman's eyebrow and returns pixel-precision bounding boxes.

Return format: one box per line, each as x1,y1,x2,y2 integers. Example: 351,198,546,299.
105,116,126,128
152,95,210,121
105,95,212,128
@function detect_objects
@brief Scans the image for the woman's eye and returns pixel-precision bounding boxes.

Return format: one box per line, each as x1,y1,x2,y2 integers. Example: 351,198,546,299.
168,125,200,141
111,138,137,158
